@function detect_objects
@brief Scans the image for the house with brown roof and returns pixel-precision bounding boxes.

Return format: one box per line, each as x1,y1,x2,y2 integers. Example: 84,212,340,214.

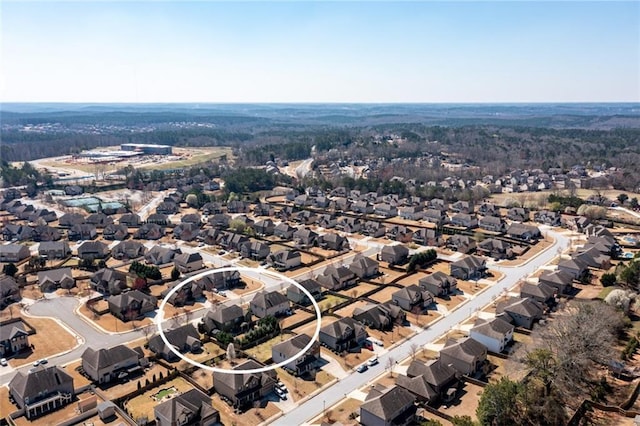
103,223,129,240
68,224,98,241
439,337,488,376
81,344,143,384
360,385,416,426
134,223,165,240
272,334,320,376
445,234,476,254
112,240,146,260
32,225,61,242
77,241,110,260
118,213,142,227
86,212,114,227
108,290,157,321
478,216,506,233
173,223,201,241
469,317,514,353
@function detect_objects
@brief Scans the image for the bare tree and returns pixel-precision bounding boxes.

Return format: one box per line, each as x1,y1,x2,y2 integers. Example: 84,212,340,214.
386,356,396,377
142,324,156,342
409,343,419,360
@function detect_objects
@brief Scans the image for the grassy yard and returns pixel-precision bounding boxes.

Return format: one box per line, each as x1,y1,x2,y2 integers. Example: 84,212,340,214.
244,336,285,363
125,377,194,422
318,294,349,311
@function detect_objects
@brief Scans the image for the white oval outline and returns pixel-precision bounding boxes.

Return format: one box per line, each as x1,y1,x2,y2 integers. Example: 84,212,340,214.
155,265,322,374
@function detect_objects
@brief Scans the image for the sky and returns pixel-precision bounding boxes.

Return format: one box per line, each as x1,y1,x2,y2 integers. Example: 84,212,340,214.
1,1,638,103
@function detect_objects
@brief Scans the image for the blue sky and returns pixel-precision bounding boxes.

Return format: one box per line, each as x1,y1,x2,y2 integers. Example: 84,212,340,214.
1,1,638,102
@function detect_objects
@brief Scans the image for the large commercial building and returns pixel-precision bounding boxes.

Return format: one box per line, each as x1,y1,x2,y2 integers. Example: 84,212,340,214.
120,144,172,155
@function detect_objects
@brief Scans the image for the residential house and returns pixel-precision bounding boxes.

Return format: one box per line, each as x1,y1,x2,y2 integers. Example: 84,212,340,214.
134,223,164,240
218,232,249,251
403,358,459,405
2,224,33,242
9,366,74,419
273,223,296,239
496,297,544,329
317,265,357,290
538,269,574,295
64,185,83,195
386,225,413,243
156,201,178,215
450,201,474,214
292,210,317,225
476,238,518,260
149,324,201,361
272,334,321,376
507,207,529,222
205,214,229,230
318,233,349,251
0,244,31,262
352,200,373,214
293,227,319,248
353,303,405,330
58,212,85,228
427,198,446,211
239,241,271,261
449,213,478,229
118,213,142,227
349,255,380,279
362,221,386,238
469,317,514,353
360,385,416,426
226,200,250,214
108,290,157,321
574,247,611,270
317,214,337,229
419,272,457,297
330,197,351,212
37,268,75,292
68,224,98,241
86,213,114,227
439,337,488,376
154,388,219,426
174,252,203,273
202,202,224,215
38,241,70,259
378,245,409,265
112,241,146,260
449,255,487,280
392,285,434,312
182,213,202,225
103,223,129,241
201,304,248,335
399,205,424,221
28,209,57,223
478,216,506,233
336,217,362,234
374,203,398,218
267,249,302,271
147,213,170,226
77,241,109,260
91,268,128,295
0,276,21,309
162,280,204,307
287,279,322,306
507,223,542,241
520,282,556,307
32,225,61,242
412,228,444,247
319,317,368,352
445,234,476,254
173,223,201,242
250,290,290,318
423,209,448,226
145,246,181,265
253,219,275,236
213,360,276,410
81,345,142,384
253,203,274,217
195,270,241,291
533,209,562,226
557,257,589,280
477,202,499,217
0,319,29,356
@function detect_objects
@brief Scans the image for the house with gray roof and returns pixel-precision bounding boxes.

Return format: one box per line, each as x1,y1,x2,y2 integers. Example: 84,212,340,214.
0,276,21,310
103,223,129,240
0,244,30,262
28,208,57,223
360,384,416,426
520,282,556,307
379,244,409,265
58,212,85,228
445,234,476,254
293,227,319,248
240,240,271,260
77,241,109,260
112,240,146,260
154,388,219,426
319,318,368,353
404,358,459,404
195,269,241,291
419,272,457,297
274,223,296,239
9,365,74,419
213,360,276,410
2,224,33,241
0,319,29,356
86,212,114,227
272,334,320,376
253,219,275,236
148,324,201,361
200,304,248,335
145,246,181,265
37,241,70,260
81,344,143,384
469,317,514,353
392,285,434,312
317,265,357,291
412,228,444,247
146,213,170,226
173,222,201,242
349,255,379,279
507,223,541,241
267,249,302,271
68,224,98,241
287,279,322,306
108,290,157,321
439,337,488,376
449,213,478,229
250,290,290,318
353,303,405,330
538,269,574,295
134,223,165,240
450,255,487,280
478,216,506,233
118,213,142,227
33,225,62,242
496,297,544,329
174,252,203,273
557,257,589,280
91,268,128,295
318,233,349,251
37,268,75,292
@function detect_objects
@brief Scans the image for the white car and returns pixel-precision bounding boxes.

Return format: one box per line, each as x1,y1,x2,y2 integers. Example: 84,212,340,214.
367,357,379,366
275,388,287,400
0,358,7,367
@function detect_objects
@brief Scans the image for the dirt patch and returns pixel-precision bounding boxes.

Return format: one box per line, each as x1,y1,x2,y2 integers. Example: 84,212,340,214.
456,279,488,296
0,386,18,418
276,368,335,402
395,272,428,287
439,382,485,419
124,377,195,421
437,294,467,311
281,310,314,329
8,316,77,367
101,362,171,400
77,304,153,333
235,275,266,295
366,325,415,348
211,393,281,426
321,347,373,372
367,286,400,304
244,336,283,363
317,397,361,424
334,300,370,319
60,360,92,388
337,283,378,299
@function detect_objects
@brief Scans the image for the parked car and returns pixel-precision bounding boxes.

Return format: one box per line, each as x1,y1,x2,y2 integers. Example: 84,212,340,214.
0,358,7,367
363,340,374,351
32,360,40,367
276,382,288,393
367,357,379,366
356,364,368,373
275,388,287,400
38,358,48,365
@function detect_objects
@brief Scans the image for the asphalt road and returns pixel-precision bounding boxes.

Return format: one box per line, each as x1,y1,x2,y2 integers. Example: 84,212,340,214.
272,228,570,425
